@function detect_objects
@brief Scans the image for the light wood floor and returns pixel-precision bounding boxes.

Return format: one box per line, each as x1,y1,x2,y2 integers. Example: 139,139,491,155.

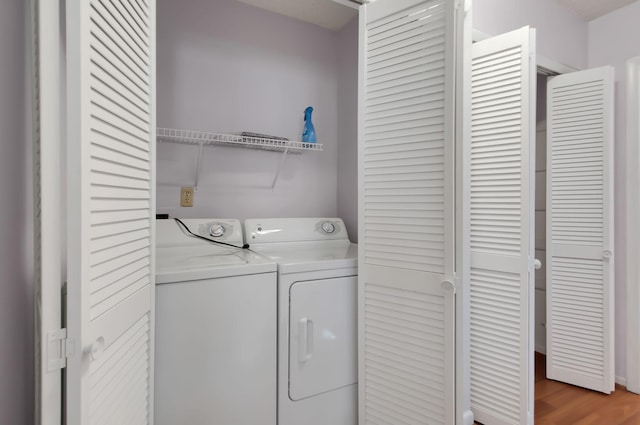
476,353,640,424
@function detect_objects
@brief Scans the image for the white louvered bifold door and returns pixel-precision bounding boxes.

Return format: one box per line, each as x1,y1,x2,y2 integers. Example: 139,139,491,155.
546,66,615,394
358,0,463,423
66,0,156,424
469,27,536,425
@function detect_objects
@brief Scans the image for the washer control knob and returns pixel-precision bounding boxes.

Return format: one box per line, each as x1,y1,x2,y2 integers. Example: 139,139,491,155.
209,224,225,238
321,222,336,234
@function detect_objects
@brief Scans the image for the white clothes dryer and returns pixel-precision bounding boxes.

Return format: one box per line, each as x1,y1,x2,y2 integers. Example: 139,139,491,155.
244,218,358,425
155,218,277,425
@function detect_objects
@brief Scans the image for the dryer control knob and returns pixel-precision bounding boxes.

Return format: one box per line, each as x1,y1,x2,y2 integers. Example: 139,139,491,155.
321,222,336,234
209,224,226,238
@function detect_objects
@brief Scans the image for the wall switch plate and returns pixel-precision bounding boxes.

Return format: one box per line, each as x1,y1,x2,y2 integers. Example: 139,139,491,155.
180,187,194,207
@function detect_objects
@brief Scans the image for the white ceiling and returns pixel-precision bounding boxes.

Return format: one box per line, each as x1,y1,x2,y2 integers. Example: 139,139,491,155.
234,0,358,32
555,0,638,21
234,0,639,31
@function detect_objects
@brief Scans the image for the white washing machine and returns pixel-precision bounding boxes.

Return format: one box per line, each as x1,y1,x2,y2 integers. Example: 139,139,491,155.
244,218,358,425
155,218,277,425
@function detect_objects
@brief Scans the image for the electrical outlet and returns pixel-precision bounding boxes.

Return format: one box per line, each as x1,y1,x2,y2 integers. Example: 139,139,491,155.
180,187,194,207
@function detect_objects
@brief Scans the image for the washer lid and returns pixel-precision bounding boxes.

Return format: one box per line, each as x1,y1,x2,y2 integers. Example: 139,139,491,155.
158,246,248,268
250,241,358,274
156,246,276,284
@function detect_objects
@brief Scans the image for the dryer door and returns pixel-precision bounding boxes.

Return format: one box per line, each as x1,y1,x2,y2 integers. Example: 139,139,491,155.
289,276,357,400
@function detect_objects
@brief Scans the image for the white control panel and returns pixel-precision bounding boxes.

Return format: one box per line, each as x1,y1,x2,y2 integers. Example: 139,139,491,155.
244,218,350,243
197,221,235,239
156,218,243,247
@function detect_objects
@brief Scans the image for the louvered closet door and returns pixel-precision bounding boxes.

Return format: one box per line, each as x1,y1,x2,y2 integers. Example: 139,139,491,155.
66,0,156,424
469,27,536,425
546,66,615,394
358,0,463,423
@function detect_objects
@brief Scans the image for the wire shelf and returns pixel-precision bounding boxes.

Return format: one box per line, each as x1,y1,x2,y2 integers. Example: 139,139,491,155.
156,127,323,189
156,127,323,153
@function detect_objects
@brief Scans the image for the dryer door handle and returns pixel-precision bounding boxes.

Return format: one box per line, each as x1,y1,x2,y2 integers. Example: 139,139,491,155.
298,318,314,363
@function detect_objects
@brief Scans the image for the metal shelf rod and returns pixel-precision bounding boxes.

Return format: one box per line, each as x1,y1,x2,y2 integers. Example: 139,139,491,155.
271,148,289,189
194,141,204,192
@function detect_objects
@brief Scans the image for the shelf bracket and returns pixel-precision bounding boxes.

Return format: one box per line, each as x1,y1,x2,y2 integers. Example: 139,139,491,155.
194,141,204,192
271,148,289,189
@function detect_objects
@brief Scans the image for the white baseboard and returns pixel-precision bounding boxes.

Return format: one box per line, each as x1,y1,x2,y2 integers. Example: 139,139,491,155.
616,376,627,387
628,384,640,395
535,345,546,355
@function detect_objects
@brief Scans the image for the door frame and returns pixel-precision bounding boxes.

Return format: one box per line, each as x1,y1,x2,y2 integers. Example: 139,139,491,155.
458,4,473,425
32,0,63,424
627,56,640,395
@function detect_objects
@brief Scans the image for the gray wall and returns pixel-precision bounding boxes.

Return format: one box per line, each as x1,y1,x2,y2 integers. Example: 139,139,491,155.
474,0,589,69
0,0,33,423
588,0,640,382
156,0,341,221
336,18,358,243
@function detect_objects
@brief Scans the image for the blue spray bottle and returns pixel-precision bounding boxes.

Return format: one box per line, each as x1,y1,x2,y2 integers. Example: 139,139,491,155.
302,106,317,143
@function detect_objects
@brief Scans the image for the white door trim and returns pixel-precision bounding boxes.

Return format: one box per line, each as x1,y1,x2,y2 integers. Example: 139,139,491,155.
32,0,63,424
458,2,474,424
626,56,640,395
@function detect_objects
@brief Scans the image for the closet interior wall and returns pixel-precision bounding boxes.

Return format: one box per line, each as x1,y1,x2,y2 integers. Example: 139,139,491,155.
336,18,358,242
156,0,359,224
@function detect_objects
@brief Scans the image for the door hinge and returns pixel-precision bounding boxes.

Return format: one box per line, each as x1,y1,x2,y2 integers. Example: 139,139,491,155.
47,328,74,371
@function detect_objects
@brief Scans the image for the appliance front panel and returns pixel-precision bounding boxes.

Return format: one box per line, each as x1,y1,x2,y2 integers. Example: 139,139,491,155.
289,276,358,400
155,273,277,425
